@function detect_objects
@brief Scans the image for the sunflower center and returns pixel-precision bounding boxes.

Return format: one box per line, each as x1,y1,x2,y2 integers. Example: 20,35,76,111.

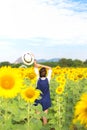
85,108,87,113
25,89,35,98
1,75,15,89
58,87,62,92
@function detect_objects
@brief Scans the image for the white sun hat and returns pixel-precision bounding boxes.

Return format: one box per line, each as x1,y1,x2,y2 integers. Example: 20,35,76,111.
22,52,34,65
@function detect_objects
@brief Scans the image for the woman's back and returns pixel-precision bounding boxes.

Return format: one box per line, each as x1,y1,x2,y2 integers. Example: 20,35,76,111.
37,78,49,96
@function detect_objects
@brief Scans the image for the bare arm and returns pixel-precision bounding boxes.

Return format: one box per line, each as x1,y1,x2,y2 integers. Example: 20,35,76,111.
31,52,51,70
34,59,51,70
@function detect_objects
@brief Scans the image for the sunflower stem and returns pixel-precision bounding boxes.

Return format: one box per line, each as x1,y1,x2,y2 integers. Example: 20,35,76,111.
0,97,3,129
27,103,30,130
27,103,29,130
3,98,9,128
57,95,61,130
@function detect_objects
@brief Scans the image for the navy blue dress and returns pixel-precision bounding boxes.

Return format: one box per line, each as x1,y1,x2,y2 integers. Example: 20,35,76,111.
35,78,51,111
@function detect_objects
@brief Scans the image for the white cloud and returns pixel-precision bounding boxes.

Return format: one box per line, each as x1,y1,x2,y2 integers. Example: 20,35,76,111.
0,0,87,45
0,41,11,45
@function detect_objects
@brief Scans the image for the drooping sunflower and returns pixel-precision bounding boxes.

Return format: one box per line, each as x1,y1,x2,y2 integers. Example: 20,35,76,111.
0,66,23,98
21,86,40,103
73,93,87,128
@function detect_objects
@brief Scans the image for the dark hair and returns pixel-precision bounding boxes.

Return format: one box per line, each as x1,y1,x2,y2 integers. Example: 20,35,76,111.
39,67,47,77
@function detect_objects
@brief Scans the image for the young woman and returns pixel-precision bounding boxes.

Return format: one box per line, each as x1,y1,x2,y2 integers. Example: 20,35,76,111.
34,59,52,125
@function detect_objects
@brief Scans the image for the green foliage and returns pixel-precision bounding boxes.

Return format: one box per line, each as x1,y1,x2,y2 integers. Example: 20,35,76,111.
0,67,87,130
35,58,87,67
48,74,87,130
0,58,87,67
0,96,43,130
0,61,11,67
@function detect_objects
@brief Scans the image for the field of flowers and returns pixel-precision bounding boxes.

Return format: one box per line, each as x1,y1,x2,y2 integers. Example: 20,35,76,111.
0,66,87,130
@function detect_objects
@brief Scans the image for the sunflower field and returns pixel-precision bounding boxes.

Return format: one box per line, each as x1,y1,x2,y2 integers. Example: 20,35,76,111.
0,66,87,130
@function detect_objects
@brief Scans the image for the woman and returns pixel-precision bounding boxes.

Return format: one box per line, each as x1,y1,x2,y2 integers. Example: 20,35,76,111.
34,59,52,125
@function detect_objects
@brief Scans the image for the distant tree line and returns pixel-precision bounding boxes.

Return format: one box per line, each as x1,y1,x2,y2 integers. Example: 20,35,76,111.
0,58,87,68
37,58,87,68
0,61,21,68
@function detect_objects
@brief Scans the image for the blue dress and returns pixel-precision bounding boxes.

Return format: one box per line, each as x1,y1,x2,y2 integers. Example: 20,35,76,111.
35,78,51,111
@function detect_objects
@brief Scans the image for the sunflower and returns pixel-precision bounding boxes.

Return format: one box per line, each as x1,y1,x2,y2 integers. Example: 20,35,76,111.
0,66,23,98
56,85,64,95
25,68,36,80
73,93,87,128
56,75,63,83
21,86,40,103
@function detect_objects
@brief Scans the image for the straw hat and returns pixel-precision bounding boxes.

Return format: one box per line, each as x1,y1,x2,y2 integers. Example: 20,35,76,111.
22,52,34,65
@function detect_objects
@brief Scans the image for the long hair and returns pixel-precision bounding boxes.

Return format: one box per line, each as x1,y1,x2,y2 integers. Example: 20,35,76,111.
39,67,47,77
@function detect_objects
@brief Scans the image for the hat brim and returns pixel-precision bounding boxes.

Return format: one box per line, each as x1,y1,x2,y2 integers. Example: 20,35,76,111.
22,53,34,65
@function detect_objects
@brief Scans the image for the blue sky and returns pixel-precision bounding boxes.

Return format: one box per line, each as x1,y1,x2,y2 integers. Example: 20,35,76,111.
0,0,87,63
